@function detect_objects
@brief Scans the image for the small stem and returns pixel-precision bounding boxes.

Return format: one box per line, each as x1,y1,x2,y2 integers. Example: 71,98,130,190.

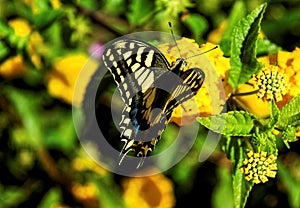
231,89,259,97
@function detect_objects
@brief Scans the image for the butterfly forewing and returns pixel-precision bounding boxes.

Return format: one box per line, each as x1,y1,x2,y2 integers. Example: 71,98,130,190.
103,39,171,105
102,38,205,166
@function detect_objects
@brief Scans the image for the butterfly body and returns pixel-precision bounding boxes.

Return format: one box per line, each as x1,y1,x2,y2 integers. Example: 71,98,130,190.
102,38,205,166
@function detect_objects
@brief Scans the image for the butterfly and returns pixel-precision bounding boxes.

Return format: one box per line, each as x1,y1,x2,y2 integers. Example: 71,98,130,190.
102,37,205,167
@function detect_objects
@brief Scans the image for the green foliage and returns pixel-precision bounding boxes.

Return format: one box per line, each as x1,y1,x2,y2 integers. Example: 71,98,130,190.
231,141,253,208
278,95,300,128
229,3,266,90
278,162,300,208
126,0,155,27
182,14,208,43
220,1,247,56
38,188,62,208
1,1,299,208
198,87,300,208
256,38,282,56
212,167,234,208
197,111,255,136
33,9,64,30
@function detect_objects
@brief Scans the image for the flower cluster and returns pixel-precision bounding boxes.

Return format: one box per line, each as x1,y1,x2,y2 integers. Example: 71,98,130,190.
157,39,232,125
253,65,289,102
0,18,44,78
234,47,300,117
240,151,277,184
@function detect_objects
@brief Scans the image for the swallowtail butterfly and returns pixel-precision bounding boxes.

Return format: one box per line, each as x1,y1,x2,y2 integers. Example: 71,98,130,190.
102,33,205,167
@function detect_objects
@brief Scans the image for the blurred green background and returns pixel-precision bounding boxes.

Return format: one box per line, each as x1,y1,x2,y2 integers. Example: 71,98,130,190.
1,0,300,207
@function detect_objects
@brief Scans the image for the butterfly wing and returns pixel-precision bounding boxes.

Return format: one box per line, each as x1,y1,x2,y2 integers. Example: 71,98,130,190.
103,38,171,105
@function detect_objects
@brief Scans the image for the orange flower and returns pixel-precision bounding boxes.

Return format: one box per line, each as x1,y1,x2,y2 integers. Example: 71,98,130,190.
122,174,175,208
46,54,97,106
157,38,231,125
71,182,100,207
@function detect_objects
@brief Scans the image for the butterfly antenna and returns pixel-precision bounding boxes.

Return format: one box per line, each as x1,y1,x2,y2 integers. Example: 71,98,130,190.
168,22,182,58
186,46,218,60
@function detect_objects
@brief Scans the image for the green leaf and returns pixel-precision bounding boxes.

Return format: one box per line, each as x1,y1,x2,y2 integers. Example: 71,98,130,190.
219,1,247,56
43,111,76,151
126,0,155,26
212,167,234,208
33,9,64,31
38,188,62,208
278,162,300,208
229,3,267,90
269,100,279,130
0,41,10,62
262,8,300,49
256,38,282,56
5,88,43,148
0,186,26,207
252,131,278,155
282,126,298,148
223,138,253,208
78,0,101,11
102,0,126,16
197,111,256,136
94,178,126,208
278,95,300,128
233,165,253,208
0,21,14,38
182,14,208,43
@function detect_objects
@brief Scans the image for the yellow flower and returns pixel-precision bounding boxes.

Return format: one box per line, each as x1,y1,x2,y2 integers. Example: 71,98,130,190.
72,156,107,176
28,31,44,69
276,47,300,108
207,20,227,44
234,83,270,118
46,54,97,106
157,39,231,125
8,18,31,36
240,151,277,184
7,18,44,69
0,55,27,78
122,173,175,208
51,0,62,9
235,48,300,117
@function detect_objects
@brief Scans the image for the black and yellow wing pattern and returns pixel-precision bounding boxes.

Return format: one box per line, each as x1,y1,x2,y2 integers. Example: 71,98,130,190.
102,38,205,167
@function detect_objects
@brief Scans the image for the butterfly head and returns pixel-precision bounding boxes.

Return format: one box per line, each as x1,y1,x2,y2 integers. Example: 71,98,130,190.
171,58,187,75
